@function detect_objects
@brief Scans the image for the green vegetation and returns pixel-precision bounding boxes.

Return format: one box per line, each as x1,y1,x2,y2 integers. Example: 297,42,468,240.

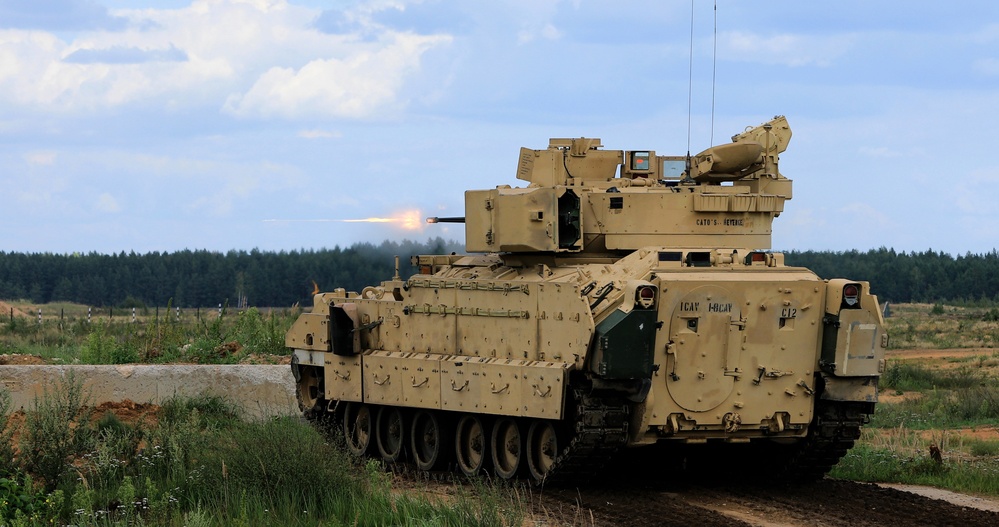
0,238,461,308
1,305,297,365
0,377,524,526
0,245,997,308
830,360,999,496
832,444,999,496
784,247,999,304
882,302,999,349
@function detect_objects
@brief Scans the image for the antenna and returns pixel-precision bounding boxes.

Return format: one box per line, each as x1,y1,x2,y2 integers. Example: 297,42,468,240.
687,1,721,149
711,0,717,146
686,0,694,158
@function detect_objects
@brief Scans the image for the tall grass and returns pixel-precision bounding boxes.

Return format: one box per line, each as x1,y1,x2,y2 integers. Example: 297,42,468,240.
1,380,524,526
875,362,999,429
832,444,999,497
1,305,299,365
835,359,999,497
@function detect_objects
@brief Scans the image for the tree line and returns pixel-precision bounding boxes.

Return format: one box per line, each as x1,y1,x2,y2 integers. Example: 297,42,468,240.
0,238,461,308
0,243,996,308
783,248,999,304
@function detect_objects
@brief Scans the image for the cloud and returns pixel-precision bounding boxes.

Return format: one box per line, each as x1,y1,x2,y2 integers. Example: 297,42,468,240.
223,31,451,119
720,30,853,67
95,193,120,213
953,168,999,215
24,150,57,165
297,128,342,139
517,23,562,44
0,0,451,118
858,146,902,159
63,44,188,64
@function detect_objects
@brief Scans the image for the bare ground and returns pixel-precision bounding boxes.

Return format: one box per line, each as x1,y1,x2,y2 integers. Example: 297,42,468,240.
532,476,999,527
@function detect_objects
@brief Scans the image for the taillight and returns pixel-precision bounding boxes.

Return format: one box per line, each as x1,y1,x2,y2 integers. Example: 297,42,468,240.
843,283,860,307
636,285,656,309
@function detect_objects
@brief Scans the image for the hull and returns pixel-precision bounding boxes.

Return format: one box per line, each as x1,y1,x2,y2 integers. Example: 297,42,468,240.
289,247,886,482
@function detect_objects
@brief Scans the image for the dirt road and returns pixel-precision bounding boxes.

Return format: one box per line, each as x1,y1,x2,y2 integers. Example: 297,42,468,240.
536,477,999,527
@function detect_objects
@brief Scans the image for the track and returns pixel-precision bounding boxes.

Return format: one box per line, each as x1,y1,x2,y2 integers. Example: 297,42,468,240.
535,477,999,527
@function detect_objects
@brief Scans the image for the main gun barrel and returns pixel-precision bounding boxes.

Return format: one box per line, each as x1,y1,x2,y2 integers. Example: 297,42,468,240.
426,216,466,224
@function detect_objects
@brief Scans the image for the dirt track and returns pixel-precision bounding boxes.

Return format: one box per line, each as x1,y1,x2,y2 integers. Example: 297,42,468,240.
536,477,999,527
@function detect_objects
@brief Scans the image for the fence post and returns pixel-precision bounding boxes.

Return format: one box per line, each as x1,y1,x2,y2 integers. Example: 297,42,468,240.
176,306,180,323
132,307,136,324
88,307,92,324
37,308,41,324
218,303,222,319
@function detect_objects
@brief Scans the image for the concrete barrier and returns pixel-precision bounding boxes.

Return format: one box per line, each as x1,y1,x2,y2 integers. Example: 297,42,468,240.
0,365,299,418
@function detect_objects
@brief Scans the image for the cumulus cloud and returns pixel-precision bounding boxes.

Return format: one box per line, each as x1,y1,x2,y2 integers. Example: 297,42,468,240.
0,0,451,118
224,32,449,119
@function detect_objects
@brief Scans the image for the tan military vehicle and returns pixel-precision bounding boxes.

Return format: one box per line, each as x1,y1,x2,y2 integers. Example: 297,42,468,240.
288,116,887,484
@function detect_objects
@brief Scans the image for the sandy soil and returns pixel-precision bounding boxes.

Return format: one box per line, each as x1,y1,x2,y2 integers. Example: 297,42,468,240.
0,301,30,319
0,354,47,365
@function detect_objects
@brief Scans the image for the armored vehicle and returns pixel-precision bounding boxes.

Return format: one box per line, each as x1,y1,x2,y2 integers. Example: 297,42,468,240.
288,116,887,483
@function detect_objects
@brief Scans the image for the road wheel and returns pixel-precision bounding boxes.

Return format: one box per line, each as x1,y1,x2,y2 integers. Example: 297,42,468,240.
527,420,561,482
491,417,523,480
375,406,405,462
411,410,448,471
455,414,490,477
343,402,372,456
295,365,324,417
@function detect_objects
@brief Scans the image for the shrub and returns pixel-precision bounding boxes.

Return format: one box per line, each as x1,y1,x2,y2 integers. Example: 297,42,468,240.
231,308,286,355
0,473,61,525
19,372,93,490
81,323,139,364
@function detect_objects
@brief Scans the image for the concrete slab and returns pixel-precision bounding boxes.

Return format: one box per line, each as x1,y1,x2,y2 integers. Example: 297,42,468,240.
0,365,298,418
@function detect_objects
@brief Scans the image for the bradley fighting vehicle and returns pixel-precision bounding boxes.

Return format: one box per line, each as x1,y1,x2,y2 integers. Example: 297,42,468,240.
287,116,887,484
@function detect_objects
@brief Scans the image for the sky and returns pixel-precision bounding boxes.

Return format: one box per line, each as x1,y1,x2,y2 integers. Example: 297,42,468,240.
2,0,998,256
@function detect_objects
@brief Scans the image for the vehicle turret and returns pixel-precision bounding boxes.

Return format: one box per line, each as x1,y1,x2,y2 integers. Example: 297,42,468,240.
463,116,792,254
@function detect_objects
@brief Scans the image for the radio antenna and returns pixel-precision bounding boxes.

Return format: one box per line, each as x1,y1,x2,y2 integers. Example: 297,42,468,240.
686,0,694,158
711,0,717,145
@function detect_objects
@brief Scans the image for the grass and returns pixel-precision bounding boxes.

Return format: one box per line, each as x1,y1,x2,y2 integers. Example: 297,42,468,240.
831,444,999,496
1,302,298,365
830,350,999,498
0,376,526,526
883,302,999,349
